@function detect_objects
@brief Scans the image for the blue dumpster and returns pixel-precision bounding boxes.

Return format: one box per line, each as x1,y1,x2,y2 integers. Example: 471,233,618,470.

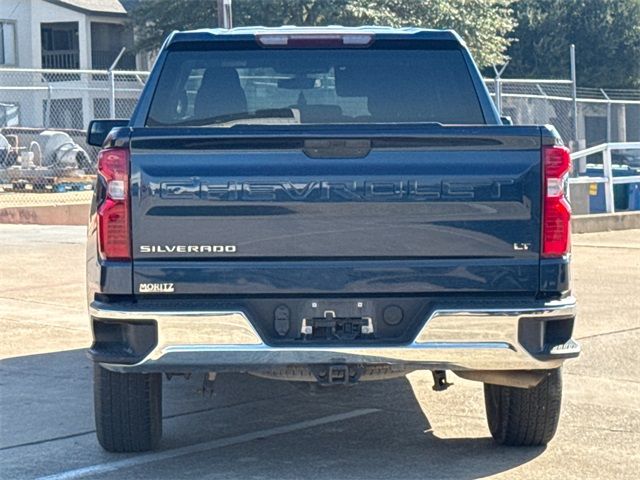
585,166,607,213
585,165,640,213
628,183,640,210
612,166,640,211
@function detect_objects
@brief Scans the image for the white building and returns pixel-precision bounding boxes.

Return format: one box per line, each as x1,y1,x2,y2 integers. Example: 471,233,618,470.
0,0,145,129
0,0,139,70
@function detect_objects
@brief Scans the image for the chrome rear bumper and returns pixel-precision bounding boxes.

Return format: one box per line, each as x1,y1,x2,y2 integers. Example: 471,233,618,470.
90,296,579,373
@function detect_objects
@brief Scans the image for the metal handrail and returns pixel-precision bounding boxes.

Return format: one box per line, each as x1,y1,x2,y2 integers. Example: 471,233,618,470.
570,142,640,159
568,142,640,214
482,78,573,85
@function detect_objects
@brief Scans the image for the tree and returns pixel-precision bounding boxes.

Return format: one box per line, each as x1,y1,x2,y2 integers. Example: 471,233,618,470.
129,0,218,53
341,0,516,68
130,0,516,69
506,0,640,88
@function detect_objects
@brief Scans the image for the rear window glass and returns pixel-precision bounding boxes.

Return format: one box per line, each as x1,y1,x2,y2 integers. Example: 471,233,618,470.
146,47,485,127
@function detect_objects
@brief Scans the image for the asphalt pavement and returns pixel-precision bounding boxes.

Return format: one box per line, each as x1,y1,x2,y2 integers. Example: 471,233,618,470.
0,225,638,479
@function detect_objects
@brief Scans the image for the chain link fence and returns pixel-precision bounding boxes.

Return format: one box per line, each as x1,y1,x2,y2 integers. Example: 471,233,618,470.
0,68,148,207
486,80,576,144
1,68,639,210
485,79,640,148
484,79,640,214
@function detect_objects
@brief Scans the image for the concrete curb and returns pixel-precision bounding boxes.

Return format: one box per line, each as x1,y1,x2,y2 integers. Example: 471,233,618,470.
0,203,90,226
572,212,640,233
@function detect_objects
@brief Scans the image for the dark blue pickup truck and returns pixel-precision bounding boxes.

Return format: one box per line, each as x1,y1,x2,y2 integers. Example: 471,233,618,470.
86,26,579,452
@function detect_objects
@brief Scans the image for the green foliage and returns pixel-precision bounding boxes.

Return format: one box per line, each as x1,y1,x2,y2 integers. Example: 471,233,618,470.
342,1,516,68
130,0,516,68
131,0,218,53
507,0,640,88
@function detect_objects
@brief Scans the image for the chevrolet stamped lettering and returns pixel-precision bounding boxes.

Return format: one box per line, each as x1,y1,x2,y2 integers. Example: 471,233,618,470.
158,179,515,201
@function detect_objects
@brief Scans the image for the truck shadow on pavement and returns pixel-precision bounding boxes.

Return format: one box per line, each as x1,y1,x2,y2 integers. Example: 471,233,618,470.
1,349,545,479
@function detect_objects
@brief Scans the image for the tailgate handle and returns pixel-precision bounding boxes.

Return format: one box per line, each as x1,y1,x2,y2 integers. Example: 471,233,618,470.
303,139,371,159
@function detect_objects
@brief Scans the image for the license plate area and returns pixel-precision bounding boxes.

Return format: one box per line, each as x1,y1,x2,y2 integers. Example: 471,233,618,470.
300,300,374,341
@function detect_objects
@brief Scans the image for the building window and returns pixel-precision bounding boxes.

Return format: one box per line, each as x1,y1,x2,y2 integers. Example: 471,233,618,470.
0,21,17,65
41,22,79,69
90,22,135,70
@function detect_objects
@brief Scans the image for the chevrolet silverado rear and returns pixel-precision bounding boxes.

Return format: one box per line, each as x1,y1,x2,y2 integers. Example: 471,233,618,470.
86,27,579,452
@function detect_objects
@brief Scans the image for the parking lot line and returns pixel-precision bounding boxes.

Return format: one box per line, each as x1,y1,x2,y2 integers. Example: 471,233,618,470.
36,408,380,480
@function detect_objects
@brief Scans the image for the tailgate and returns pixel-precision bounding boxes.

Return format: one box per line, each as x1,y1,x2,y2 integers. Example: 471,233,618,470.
130,126,543,295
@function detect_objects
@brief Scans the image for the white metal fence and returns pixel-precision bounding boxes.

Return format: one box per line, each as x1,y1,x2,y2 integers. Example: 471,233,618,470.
1,67,639,212
568,143,640,214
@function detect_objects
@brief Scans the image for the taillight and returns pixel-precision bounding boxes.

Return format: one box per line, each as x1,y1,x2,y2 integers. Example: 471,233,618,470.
542,145,572,257
97,148,130,261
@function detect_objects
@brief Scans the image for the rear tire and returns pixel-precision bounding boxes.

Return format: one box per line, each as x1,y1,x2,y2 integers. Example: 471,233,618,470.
93,364,162,452
484,368,562,446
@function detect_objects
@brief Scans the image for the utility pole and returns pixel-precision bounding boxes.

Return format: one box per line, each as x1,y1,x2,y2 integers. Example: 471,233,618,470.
217,0,233,29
